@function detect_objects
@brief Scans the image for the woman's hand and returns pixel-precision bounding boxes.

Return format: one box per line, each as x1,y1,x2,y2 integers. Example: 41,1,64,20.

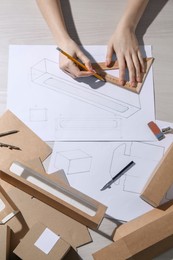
106,25,145,87
59,39,94,78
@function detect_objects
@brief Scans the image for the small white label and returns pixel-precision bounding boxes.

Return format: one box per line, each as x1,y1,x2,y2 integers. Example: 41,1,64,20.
34,228,60,254
10,163,24,176
0,199,5,212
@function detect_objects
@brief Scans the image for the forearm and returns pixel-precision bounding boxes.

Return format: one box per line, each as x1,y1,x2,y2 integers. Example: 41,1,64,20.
118,0,149,31
36,0,70,45
36,0,93,78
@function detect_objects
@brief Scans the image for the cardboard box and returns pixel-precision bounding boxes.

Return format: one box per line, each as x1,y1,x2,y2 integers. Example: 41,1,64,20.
0,225,11,260
0,185,19,224
13,222,81,260
93,200,173,259
141,143,173,207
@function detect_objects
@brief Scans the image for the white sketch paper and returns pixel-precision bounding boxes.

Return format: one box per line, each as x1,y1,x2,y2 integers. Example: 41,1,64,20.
7,45,155,141
48,141,163,221
47,121,173,221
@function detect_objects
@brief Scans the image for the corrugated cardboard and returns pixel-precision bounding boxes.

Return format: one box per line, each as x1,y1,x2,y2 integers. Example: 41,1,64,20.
93,200,173,259
13,222,81,260
0,225,11,260
141,142,173,207
0,185,19,224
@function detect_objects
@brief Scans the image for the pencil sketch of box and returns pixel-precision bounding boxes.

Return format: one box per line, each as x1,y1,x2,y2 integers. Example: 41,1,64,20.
123,142,164,194
109,143,131,186
109,142,164,193
31,59,141,118
54,149,92,175
56,116,120,129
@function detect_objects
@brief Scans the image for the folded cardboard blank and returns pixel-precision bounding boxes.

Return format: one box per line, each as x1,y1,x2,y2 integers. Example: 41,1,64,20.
0,185,19,224
0,110,52,166
0,225,11,260
93,200,173,259
141,143,173,207
0,161,107,230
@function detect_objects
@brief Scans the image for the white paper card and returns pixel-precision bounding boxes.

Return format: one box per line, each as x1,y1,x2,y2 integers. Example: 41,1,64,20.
34,228,60,254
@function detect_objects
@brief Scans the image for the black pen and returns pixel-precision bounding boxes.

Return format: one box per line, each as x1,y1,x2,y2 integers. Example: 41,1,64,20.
0,130,19,137
100,160,135,191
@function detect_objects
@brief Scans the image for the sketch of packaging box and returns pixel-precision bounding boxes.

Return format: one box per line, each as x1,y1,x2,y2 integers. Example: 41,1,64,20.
31,59,141,118
109,142,164,194
54,115,122,139
54,149,92,175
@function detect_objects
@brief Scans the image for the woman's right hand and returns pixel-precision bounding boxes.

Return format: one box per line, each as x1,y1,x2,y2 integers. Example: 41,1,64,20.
59,39,94,78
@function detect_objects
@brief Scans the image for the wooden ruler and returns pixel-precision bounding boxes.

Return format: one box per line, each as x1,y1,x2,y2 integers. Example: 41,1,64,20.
92,57,154,94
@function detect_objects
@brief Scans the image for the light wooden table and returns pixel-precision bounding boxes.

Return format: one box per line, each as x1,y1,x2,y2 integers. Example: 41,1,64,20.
0,1,173,259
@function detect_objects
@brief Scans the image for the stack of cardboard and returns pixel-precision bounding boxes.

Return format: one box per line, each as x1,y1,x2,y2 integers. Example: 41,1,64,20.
0,110,103,259
1,110,173,259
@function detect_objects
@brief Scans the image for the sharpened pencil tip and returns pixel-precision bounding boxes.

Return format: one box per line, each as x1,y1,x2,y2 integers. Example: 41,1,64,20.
56,47,61,52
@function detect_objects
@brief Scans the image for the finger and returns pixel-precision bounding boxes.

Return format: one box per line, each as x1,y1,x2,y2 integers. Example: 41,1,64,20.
138,50,145,73
69,65,90,78
77,70,94,77
63,69,76,79
117,54,126,85
61,59,81,78
105,45,114,66
132,54,142,83
64,62,94,78
76,50,94,72
65,70,94,78
126,55,136,87
59,54,91,78
84,60,93,72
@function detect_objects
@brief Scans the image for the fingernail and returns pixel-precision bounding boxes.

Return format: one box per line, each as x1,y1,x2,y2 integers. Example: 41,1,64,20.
106,59,110,66
131,81,136,87
137,77,142,83
120,80,124,86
